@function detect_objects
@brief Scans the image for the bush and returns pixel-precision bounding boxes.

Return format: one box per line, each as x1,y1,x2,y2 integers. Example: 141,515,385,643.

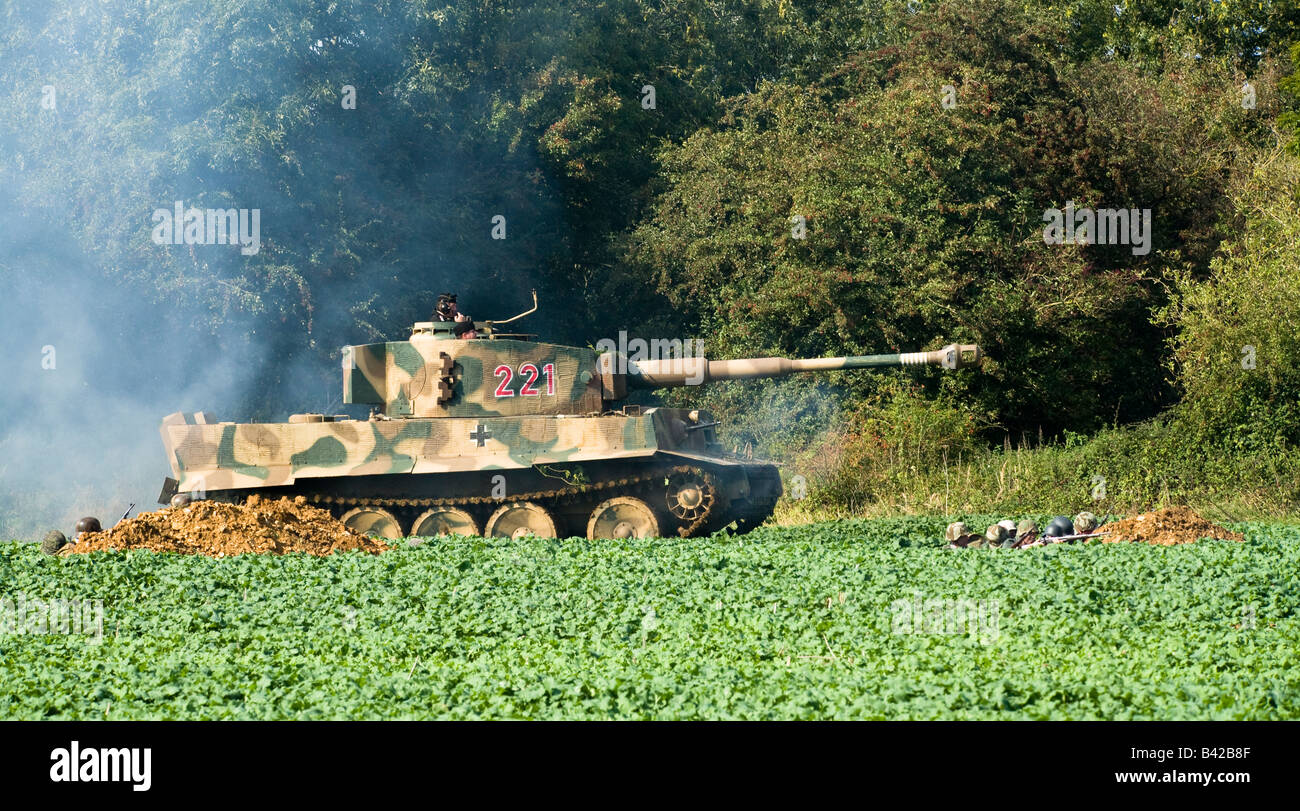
630,0,1272,440
798,379,986,512
783,413,1300,520
1162,145,1300,453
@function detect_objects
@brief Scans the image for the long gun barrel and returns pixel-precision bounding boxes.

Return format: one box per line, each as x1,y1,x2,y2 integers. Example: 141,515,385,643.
625,343,981,389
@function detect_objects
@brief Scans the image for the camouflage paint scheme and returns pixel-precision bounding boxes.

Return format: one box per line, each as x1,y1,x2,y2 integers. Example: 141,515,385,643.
158,317,979,536
342,335,605,418
162,409,682,494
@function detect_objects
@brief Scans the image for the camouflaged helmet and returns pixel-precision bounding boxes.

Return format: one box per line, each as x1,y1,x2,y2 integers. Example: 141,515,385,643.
1073,511,1098,534
945,521,971,543
41,530,68,555
985,524,1008,546
1016,519,1039,537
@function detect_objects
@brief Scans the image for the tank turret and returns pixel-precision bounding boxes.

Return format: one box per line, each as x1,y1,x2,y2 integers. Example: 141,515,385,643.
158,295,982,541
341,331,979,417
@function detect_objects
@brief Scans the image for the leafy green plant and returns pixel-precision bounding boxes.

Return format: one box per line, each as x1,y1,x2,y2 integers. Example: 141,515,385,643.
1161,145,1300,453
2,519,1296,720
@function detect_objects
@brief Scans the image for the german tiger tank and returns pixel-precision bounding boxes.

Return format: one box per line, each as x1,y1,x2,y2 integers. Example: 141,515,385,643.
158,296,980,540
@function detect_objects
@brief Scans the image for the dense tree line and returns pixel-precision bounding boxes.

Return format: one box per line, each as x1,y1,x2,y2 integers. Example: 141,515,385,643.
1,0,1297,459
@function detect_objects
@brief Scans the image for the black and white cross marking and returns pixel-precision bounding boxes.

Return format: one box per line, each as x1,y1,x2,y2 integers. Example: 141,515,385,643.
470,423,491,447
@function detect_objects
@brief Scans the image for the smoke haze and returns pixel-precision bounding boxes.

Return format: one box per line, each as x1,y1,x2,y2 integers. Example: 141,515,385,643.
0,1,558,538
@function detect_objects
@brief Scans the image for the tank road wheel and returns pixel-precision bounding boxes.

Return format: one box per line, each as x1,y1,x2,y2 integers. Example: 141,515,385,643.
411,507,480,539
665,471,716,524
587,497,660,540
485,502,558,539
339,507,404,540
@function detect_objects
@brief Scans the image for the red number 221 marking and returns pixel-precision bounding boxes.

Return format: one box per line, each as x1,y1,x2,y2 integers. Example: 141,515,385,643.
493,363,557,398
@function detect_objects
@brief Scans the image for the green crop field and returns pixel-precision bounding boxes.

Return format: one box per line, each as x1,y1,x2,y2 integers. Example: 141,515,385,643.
2,518,1298,720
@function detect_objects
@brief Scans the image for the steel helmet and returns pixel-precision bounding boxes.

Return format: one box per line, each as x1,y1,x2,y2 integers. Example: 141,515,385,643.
1044,515,1075,538
1073,511,1098,533
42,530,69,555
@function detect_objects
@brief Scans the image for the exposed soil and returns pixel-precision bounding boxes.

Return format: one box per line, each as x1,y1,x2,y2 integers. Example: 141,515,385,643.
63,495,386,557
1097,506,1244,546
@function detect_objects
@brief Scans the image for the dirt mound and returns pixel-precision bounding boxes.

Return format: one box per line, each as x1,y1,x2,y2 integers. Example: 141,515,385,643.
64,495,387,557
1098,506,1244,546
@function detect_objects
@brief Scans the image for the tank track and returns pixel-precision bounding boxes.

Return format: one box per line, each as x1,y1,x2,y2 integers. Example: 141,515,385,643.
220,462,783,538
311,463,712,537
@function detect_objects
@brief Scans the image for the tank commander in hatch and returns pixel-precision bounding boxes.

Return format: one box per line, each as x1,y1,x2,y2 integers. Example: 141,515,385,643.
453,320,478,340
434,292,470,323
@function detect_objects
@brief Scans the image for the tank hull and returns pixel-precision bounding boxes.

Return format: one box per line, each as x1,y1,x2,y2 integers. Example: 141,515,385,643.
160,409,781,538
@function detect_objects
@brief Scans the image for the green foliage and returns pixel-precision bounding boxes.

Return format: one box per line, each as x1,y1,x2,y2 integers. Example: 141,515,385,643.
1162,147,1300,452
2,523,1297,720
630,0,1267,439
796,379,987,512
789,408,1300,519
6,0,1286,422
1020,0,1300,69
0,0,897,351
3,0,1300,529
1279,42,1300,155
